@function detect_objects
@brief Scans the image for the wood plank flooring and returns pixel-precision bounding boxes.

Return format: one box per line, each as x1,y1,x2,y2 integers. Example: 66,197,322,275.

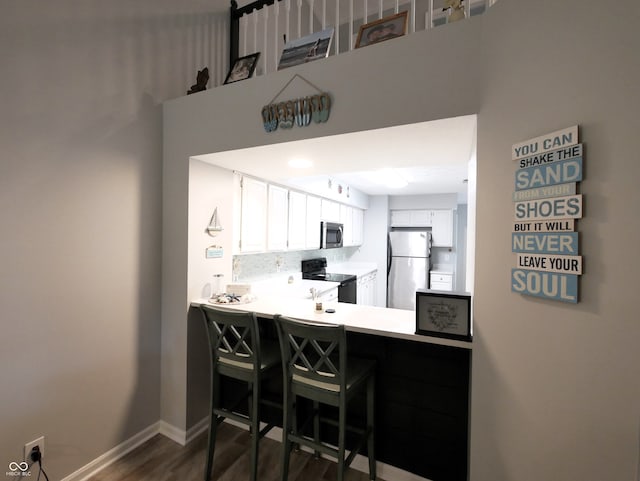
87,422,383,481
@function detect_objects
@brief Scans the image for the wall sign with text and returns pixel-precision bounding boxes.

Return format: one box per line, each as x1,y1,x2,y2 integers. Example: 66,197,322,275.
510,125,583,303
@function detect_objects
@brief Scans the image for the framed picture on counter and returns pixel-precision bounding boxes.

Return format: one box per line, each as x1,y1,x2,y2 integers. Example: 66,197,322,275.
415,291,472,341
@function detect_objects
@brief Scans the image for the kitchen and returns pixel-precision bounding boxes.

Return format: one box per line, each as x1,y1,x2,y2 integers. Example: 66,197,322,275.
184,116,476,480
187,115,476,309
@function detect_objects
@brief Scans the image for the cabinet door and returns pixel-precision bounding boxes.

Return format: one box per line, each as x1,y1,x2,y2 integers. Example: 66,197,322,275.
352,208,364,246
267,185,289,251
321,199,340,221
340,204,353,246
410,209,432,227
431,210,454,247
305,196,321,249
390,210,412,227
240,177,267,252
288,191,307,250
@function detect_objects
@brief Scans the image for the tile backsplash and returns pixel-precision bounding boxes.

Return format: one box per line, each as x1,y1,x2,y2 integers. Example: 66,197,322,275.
233,247,359,282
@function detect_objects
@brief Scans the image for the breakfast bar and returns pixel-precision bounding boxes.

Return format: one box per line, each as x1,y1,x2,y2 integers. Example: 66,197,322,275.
191,298,472,481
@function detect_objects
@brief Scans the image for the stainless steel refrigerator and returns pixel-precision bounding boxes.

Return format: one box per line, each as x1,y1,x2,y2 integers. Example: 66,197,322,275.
387,231,432,310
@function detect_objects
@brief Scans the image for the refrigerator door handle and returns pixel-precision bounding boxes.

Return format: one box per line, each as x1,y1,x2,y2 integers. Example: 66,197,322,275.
387,233,392,276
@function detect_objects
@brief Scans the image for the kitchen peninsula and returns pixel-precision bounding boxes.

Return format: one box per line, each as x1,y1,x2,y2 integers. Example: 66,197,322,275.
191,297,472,480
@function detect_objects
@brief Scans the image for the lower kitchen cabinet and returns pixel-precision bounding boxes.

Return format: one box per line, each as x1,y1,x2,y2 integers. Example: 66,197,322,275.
357,271,377,306
430,271,453,291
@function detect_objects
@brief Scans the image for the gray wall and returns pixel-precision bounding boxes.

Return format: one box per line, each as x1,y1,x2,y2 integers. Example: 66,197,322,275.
0,2,227,479
165,2,640,480
471,1,640,479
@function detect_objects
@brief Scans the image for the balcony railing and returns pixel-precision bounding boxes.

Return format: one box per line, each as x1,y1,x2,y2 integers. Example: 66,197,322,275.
230,0,498,76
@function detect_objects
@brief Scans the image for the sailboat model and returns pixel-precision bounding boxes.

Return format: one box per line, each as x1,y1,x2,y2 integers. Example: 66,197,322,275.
206,207,224,236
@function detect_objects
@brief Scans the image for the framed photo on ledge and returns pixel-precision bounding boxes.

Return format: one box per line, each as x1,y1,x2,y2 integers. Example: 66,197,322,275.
355,11,408,48
224,52,260,84
415,290,472,341
278,27,335,70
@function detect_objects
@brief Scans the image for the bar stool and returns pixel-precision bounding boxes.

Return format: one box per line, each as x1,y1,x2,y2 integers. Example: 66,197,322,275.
199,304,281,481
274,314,376,481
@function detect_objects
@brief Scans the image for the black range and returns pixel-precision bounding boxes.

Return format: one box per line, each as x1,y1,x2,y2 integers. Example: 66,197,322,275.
301,258,357,304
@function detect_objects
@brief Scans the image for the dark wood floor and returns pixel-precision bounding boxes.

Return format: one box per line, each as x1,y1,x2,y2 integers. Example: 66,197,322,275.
87,422,383,481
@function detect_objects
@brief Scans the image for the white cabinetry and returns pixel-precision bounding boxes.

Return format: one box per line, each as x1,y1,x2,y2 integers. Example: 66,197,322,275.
390,209,454,247
430,272,453,291
239,177,268,253
357,271,377,306
321,199,340,222
352,208,364,246
305,196,321,249
267,185,289,251
340,204,354,246
431,210,454,247
390,209,432,227
288,191,307,250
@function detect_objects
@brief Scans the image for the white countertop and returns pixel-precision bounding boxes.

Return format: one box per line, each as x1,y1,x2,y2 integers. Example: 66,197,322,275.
248,274,339,300
192,296,472,350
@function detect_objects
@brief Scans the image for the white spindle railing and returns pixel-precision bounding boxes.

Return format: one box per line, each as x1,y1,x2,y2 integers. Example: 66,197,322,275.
237,0,497,77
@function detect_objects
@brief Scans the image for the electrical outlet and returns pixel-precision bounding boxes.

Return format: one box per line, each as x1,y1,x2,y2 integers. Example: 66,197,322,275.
24,436,45,462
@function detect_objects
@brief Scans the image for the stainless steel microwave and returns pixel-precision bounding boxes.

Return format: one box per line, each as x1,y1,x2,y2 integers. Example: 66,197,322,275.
321,221,343,249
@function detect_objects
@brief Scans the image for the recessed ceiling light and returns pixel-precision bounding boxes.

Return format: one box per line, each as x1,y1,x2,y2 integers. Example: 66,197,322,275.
288,158,313,168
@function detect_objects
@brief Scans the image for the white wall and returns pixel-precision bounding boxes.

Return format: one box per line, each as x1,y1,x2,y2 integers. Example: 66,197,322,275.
1,2,227,479
389,193,459,210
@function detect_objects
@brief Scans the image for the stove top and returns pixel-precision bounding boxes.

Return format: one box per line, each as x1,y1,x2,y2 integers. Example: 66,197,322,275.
301,257,356,284
303,272,356,283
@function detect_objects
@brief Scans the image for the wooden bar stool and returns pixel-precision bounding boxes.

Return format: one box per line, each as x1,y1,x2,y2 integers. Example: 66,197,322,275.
274,314,377,481
199,305,281,481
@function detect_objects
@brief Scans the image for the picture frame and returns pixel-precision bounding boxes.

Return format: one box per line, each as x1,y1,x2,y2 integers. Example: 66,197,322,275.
278,27,335,70
224,53,260,84
415,290,472,341
355,11,408,48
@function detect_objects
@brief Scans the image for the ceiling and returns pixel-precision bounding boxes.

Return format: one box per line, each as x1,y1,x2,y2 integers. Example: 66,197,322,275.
195,114,477,200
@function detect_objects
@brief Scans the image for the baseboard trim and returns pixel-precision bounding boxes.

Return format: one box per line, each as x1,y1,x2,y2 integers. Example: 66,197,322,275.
60,422,161,481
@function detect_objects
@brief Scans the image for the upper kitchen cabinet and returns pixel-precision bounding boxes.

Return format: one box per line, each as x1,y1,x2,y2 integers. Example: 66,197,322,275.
288,191,307,250
239,176,268,253
390,209,454,247
390,209,432,227
340,204,364,247
431,209,454,247
321,199,340,222
306,195,321,249
267,184,289,251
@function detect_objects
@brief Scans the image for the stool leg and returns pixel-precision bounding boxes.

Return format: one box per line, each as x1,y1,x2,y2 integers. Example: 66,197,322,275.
250,381,260,481
337,397,346,481
313,400,320,459
367,375,376,480
205,372,221,481
281,391,293,481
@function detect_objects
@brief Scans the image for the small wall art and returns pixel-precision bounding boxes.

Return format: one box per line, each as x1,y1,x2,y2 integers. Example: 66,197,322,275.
224,52,260,84
356,11,408,48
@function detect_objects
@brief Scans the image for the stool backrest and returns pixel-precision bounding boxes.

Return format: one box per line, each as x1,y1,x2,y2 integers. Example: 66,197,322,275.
274,315,347,393
200,305,260,371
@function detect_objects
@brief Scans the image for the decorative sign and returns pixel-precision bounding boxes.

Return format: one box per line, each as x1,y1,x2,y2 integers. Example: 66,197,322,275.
513,219,575,232
515,157,582,191
261,74,331,133
511,125,583,303
511,125,578,160
514,194,582,221
205,246,223,259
